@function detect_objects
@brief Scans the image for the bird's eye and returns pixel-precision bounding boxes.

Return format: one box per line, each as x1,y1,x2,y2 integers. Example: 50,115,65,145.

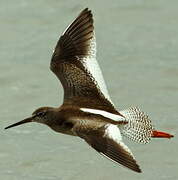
36,111,46,117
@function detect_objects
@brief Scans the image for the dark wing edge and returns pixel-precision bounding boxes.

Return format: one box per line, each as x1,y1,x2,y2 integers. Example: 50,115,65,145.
51,8,94,61
83,135,142,173
50,8,120,114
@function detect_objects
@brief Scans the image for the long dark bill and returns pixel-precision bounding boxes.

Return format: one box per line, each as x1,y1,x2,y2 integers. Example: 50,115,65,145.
4,117,33,130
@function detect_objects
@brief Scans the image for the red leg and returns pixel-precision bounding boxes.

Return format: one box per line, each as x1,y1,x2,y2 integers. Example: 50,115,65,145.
152,130,174,138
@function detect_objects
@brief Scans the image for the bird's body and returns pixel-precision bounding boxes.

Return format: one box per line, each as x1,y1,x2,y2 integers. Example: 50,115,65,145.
5,8,174,173
32,105,127,137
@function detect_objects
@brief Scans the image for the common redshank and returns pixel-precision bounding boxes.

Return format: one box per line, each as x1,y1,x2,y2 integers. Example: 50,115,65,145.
5,8,174,173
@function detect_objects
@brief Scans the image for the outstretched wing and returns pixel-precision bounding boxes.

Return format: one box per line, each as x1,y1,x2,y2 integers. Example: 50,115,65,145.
50,8,118,114
75,123,141,173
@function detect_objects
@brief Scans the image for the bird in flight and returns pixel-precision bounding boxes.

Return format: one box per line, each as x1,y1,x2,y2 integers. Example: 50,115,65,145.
5,8,174,173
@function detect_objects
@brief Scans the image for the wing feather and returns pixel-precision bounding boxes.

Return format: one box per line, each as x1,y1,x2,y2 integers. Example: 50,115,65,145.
75,123,141,173
50,8,118,113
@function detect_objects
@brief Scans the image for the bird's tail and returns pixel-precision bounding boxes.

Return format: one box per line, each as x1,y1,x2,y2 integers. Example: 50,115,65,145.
119,107,174,143
119,107,153,144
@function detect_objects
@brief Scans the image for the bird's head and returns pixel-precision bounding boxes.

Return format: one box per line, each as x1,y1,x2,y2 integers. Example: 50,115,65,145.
5,107,54,130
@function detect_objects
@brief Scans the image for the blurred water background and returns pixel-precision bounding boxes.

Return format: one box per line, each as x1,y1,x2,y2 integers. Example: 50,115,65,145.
0,0,177,179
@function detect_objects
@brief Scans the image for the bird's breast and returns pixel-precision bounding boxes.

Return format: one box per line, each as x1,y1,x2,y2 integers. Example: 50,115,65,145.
49,121,76,136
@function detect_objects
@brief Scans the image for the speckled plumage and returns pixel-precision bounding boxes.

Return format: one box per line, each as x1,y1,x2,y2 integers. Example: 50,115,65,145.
5,8,173,174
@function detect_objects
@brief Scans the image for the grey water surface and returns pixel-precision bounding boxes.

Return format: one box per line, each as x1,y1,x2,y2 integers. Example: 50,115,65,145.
0,0,178,179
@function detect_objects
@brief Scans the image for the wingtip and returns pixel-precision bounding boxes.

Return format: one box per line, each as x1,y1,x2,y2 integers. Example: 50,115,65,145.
130,159,142,173
136,166,142,173
82,8,91,13
80,8,93,20
80,8,92,15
